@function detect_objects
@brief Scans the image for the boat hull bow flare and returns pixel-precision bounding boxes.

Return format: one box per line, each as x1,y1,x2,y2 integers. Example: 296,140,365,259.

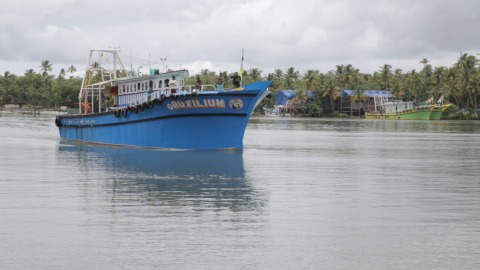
56,49,271,150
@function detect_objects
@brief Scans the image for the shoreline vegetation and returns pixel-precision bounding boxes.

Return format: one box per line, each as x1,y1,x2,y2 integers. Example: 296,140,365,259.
1,53,479,119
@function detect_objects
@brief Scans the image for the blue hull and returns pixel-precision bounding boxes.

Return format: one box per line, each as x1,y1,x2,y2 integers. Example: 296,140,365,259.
57,81,271,150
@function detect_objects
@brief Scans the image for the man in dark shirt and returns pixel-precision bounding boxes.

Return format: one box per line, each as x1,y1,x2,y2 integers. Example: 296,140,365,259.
231,72,241,88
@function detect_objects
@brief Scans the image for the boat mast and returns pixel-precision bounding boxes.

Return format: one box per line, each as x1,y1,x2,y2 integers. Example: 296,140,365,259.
78,50,93,113
78,49,127,114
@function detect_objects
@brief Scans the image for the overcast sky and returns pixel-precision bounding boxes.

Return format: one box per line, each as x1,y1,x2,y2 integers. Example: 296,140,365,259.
1,0,479,77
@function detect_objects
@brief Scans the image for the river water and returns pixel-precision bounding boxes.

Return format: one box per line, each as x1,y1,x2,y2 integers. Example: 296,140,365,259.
1,113,479,269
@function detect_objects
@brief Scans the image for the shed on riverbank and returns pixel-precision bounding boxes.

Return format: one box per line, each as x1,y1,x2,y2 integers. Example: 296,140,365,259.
275,90,313,116
339,90,393,116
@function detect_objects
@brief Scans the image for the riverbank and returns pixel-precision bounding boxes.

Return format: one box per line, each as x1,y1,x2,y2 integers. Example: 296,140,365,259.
0,107,66,117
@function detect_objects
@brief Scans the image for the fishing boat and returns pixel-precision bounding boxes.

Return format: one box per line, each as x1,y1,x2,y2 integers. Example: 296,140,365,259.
428,96,452,120
55,49,271,150
262,106,278,116
365,94,433,120
429,104,451,120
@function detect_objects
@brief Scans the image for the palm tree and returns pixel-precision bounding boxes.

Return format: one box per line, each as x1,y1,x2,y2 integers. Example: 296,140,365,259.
443,68,459,106
67,65,77,77
248,68,263,81
419,58,429,67
302,69,321,90
321,74,340,112
351,88,367,116
405,70,422,101
268,69,285,90
285,67,300,89
59,68,66,79
351,66,363,89
428,66,447,102
456,53,478,111
391,68,404,98
336,64,360,89
40,60,53,76
378,64,392,91
24,69,36,77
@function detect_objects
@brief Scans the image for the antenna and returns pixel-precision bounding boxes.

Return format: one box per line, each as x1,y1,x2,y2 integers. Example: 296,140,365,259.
148,53,151,74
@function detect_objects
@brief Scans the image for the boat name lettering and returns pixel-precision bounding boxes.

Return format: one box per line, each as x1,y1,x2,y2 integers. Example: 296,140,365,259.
167,99,226,110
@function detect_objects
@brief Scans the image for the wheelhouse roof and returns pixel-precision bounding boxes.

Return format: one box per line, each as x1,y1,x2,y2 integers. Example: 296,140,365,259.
114,69,189,84
275,90,313,106
341,90,393,97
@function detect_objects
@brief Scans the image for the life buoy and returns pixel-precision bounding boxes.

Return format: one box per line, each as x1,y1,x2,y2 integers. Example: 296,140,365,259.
191,91,199,99
122,109,128,118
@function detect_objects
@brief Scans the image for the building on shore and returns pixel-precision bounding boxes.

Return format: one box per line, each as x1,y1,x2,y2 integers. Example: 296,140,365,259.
338,90,392,116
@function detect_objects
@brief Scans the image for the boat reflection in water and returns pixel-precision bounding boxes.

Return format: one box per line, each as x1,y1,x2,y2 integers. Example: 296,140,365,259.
58,143,264,212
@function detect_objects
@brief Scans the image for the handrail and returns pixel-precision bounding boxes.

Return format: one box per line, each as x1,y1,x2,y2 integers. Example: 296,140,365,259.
125,84,217,107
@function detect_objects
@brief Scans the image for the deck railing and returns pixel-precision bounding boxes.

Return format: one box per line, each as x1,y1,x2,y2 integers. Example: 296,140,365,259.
126,84,217,107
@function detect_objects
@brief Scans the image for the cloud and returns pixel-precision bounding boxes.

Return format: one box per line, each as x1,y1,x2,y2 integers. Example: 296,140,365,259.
1,0,479,76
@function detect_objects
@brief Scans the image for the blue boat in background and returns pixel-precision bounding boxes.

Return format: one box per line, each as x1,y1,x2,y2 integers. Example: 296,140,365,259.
55,49,271,150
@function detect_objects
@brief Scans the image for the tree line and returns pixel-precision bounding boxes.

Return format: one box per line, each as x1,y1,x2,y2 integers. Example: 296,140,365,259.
1,53,479,117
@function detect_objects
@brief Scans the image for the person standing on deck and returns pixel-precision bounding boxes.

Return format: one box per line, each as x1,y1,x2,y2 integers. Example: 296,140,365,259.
231,72,241,89
169,76,178,87
195,76,203,90
169,76,178,93
216,72,224,91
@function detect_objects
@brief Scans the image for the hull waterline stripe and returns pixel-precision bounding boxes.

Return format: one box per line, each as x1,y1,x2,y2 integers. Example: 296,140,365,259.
60,139,240,151
60,113,248,128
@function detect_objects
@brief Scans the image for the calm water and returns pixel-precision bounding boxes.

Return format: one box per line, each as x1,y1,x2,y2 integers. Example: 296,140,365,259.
1,113,479,269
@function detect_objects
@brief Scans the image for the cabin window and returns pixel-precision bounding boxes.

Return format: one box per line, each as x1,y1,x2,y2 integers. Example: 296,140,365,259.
122,85,125,94
138,83,141,92
158,80,163,88
149,80,153,90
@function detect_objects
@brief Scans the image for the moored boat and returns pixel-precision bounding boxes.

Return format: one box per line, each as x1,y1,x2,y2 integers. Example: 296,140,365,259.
365,94,433,120
427,96,452,120
429,104,452,120
263,106,278,116
55,49,271,150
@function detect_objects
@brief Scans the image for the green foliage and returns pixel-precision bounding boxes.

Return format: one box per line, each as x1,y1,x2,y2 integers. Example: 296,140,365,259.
0,66,82,109
2,53,480,118
446,111,478,120
306,100,323,117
